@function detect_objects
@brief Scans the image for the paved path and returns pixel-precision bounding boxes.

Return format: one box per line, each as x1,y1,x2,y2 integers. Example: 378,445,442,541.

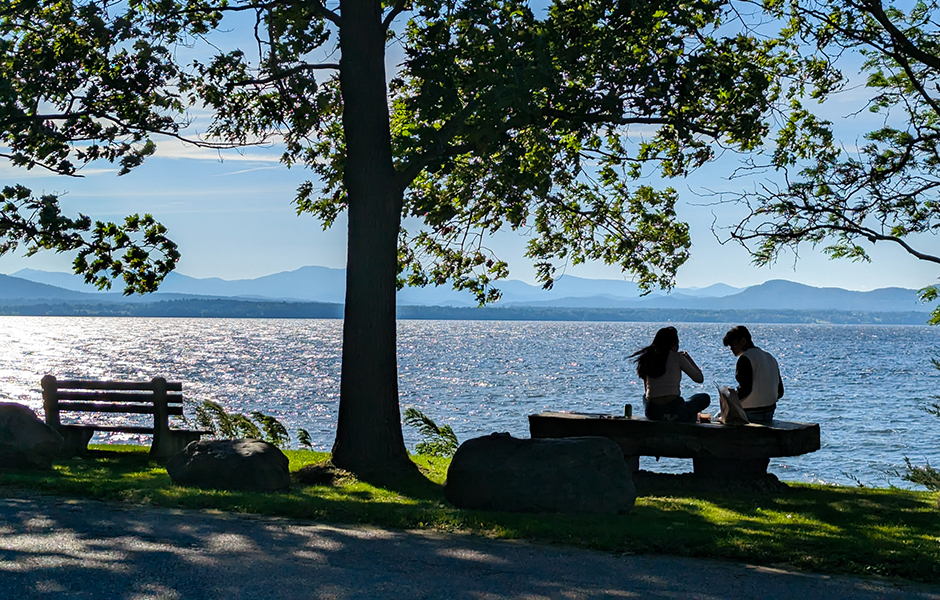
1,495,938,599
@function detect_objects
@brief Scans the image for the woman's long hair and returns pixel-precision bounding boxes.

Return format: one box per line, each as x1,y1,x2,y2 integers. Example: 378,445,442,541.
631,327,679,380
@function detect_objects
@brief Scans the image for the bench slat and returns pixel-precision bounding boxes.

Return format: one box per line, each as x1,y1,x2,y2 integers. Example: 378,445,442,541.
53,380,183,392
61,424,156,434
57,402,183,415
60,424,211,435
53,390,183,403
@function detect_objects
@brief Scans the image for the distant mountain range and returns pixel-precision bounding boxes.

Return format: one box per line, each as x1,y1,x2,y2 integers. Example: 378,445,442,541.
7,266,740,306
0,266,929,314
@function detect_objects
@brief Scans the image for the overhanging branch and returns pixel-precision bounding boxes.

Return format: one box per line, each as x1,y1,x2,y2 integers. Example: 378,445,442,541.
383,0,410,29
229,62,341,87
859,0,940,72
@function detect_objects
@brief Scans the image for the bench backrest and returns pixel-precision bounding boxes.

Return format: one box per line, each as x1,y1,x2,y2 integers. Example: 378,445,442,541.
41,375,184,428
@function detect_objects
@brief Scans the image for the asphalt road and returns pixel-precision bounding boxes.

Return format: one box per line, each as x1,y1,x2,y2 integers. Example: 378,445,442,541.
1,495,938,599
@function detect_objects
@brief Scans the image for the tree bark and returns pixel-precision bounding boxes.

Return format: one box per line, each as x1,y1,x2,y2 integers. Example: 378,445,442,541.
331,0,415,476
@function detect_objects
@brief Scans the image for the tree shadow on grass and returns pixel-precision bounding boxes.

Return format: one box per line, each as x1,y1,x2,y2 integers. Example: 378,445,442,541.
359,466,445,502
2,449,452,532
629,470,940,582
292,457,446,503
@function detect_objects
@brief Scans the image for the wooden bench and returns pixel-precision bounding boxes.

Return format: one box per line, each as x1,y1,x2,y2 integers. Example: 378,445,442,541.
528,411,820,479
41,375,207,460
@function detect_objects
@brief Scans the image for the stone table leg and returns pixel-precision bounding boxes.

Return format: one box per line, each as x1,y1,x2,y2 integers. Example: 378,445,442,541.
624,455,640,475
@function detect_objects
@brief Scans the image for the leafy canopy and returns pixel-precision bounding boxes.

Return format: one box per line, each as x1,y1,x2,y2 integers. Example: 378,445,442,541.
3,0,818,297
163,0,805,300
723,0,940,316
1,0,206,292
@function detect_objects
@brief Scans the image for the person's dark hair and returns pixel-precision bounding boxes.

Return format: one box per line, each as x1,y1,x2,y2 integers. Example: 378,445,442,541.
722,325,754,348
631,326,679,380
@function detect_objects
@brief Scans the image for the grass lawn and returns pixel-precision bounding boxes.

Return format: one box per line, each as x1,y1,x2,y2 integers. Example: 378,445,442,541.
1,445,938,584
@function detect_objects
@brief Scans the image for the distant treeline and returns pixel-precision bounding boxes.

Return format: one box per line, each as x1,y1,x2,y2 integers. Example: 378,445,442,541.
0,298,932,324
397,305,932,324
0,299,344,319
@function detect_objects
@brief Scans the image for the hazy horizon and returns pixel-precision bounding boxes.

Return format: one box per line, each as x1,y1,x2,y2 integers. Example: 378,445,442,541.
2,263,926,292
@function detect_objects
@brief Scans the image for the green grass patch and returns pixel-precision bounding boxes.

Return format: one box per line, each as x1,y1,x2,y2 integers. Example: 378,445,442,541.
1,445,938,583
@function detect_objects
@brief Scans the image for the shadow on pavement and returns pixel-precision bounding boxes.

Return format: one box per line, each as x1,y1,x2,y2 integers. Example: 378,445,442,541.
2,495,939,599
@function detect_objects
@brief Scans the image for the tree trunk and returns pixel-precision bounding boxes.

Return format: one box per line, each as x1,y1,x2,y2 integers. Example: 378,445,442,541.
331,0,415,476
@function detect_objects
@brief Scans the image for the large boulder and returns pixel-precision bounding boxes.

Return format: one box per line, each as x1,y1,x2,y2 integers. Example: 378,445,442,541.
445,433,636,514
166,439,291,492
0,402,63,470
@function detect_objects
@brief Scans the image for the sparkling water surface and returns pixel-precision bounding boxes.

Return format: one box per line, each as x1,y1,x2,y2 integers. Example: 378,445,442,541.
2,317,938,488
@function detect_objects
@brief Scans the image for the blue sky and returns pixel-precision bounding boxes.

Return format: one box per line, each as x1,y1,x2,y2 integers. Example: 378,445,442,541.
2,138,935,293
1,5,937,294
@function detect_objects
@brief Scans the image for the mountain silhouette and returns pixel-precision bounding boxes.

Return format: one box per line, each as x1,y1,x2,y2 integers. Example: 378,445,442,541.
4,268,926,312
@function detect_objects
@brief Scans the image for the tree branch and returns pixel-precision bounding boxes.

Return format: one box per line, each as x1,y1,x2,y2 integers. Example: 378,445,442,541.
383,0,410,30
0,152,83,177
230,62,340,87
542,108,721,137
882,39,940,120
395,98,483,189
739,220,940,264
396,105,721,191
311,0,341,26
168,0,339,25
860,0,940,72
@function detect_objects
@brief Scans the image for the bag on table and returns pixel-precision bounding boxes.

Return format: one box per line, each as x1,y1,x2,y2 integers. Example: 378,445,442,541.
718,386,749,426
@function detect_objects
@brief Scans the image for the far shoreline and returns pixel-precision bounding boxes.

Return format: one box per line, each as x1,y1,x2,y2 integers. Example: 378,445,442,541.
0,298,932,324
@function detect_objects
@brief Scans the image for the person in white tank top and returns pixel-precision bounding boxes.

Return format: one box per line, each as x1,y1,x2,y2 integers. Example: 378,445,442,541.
721,326,784,424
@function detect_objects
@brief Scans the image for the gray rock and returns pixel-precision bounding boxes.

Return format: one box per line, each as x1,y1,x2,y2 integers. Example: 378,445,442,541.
166,439,291,492
445,433,636,514
0,402,63,470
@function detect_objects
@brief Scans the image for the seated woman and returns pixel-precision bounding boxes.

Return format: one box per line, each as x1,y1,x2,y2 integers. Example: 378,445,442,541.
631,326,710,423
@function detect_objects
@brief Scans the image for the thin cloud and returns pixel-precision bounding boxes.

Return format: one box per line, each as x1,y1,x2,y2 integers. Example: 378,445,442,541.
213,165,286,176
74,167,121,176
64,186,300,199
151,141,284,163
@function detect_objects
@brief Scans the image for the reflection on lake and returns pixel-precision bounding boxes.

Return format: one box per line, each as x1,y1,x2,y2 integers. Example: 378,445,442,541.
1,317,938,488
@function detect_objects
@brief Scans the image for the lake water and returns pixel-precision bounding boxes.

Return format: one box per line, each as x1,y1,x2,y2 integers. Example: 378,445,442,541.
1,317,938,489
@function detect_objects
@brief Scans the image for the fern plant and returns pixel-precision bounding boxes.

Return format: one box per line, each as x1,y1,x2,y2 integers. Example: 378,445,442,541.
403,407,459,458
251,411,290,448
297,428,313,449
904,458,940,491
187,400,289,448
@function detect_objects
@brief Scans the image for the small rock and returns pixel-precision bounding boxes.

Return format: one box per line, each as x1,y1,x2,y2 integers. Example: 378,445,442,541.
166,439,290,492
0,402,63,470
444,433,636,514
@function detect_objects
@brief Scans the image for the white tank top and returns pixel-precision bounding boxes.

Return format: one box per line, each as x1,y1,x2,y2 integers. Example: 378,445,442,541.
740,347,781,409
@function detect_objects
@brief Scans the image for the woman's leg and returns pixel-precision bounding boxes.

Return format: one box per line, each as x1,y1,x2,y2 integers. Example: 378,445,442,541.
644,400,666,420
677,393,711,423
645,397,682,421
688,393,711,413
